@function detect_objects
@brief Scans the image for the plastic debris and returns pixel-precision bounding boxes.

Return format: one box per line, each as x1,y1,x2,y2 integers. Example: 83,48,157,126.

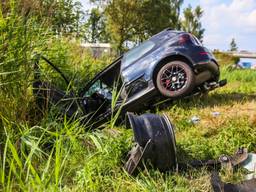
240,153,256,180
189,116,200,124
211,111,221,117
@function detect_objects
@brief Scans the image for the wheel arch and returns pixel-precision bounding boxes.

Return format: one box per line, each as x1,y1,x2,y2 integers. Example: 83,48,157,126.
152,54,194,86
209,58,220,81
211,58,219,68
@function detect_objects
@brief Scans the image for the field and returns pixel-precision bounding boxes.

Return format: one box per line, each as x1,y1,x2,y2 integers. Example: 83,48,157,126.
1,59,256,191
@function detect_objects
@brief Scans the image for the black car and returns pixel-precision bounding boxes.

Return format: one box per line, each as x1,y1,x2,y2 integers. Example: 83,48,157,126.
34,29,226,127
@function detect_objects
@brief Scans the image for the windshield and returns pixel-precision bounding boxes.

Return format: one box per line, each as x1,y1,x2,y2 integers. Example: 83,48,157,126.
122,40,155,68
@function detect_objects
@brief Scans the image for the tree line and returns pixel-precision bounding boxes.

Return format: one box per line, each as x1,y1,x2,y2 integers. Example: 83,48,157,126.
86,0,205,52
1,0,205,53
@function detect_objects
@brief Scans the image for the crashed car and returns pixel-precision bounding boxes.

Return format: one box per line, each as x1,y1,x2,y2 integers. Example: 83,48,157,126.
34,28,226,127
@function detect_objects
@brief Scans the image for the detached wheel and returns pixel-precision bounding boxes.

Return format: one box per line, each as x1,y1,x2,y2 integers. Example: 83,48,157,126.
155,61,195,98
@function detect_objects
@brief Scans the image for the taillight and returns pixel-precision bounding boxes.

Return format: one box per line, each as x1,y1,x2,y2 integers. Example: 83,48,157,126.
199,52,209,55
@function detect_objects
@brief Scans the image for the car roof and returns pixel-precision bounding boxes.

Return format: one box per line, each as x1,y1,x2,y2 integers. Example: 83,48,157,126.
149,28,185,42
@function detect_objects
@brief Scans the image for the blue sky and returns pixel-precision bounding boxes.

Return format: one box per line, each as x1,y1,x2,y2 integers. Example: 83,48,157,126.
80,0,256,52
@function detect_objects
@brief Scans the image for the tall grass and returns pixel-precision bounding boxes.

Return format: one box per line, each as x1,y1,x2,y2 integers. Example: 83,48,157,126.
0,117,87,191
0,3,50,124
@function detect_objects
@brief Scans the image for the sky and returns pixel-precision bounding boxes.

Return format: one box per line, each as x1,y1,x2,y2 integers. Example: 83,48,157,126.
80,0,256,52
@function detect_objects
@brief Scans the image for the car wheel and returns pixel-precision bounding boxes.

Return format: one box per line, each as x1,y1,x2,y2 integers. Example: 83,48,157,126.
155,61,195,98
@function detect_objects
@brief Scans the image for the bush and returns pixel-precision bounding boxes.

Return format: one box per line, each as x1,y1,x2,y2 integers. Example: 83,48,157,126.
213,50,240,66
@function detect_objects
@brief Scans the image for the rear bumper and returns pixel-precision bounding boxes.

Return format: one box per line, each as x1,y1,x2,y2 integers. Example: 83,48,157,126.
194,60,219,75
194,60,220,85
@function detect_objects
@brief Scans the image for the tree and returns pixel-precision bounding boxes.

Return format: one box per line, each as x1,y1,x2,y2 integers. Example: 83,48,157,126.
230,38,238,52
2,0,84,36
50,0,84,35
105,0,140,52
83,7,110,43
140,0,183,38
104,0,184,52
181,5,205,41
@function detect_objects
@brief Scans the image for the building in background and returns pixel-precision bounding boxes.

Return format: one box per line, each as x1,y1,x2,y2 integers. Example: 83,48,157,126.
81,43,113,58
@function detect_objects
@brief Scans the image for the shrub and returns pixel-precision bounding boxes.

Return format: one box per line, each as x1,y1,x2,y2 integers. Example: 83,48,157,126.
213,50,240,66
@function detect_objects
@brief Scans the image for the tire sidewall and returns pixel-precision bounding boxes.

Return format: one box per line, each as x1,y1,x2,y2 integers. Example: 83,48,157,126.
155,61,195,98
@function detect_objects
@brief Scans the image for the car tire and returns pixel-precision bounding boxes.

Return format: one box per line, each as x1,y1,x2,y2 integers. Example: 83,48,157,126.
155,61,195,98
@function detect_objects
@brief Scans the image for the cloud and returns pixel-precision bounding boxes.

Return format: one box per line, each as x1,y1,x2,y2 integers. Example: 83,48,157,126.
80,0,95,11
197,0,256,51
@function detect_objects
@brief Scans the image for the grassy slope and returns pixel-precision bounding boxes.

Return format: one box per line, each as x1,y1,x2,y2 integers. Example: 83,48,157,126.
1,67,256,192
63,67,256,191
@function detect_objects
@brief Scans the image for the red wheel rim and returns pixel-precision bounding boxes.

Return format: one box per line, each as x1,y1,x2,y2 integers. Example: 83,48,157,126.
160,65,187,92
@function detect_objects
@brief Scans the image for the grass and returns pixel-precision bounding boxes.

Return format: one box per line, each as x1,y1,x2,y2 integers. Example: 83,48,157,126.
3,2,256,192
0,5,255,190
1,66,256,191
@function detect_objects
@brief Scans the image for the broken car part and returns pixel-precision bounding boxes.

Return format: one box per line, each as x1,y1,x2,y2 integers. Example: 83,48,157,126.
189,116,200,124
124,112,177,175
184,148,248,171
211,171,256,192
211,111,221,117
241,153,256,180
33,54,80,117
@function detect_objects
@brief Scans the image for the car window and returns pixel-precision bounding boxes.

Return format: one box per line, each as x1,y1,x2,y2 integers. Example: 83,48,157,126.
192,35,203,46
84,80,112,100
122,40,155,68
